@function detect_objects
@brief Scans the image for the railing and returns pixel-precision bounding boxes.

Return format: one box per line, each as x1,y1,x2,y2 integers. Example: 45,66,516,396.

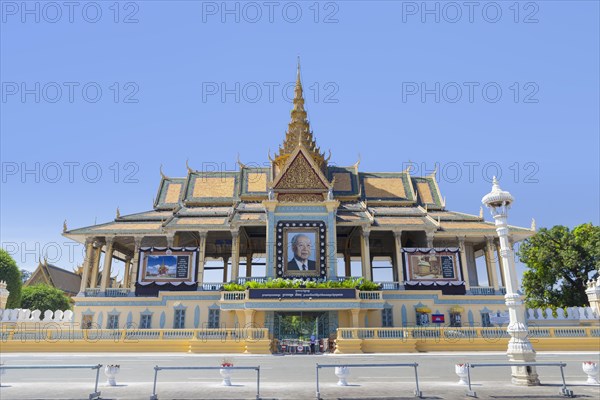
336,326,600,341
221,291,247,301
469,287,496,295
200,282,224,291
105,288,131,297
2,327,270,342
358,291,382,300
378,281,402,290
85,288,101,296
236,277,267,284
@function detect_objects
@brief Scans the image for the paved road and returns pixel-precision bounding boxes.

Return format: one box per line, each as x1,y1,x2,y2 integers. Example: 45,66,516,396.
0,352,599,399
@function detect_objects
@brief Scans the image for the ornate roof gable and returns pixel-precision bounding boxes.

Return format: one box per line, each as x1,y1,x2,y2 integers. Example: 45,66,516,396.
271,146,331,202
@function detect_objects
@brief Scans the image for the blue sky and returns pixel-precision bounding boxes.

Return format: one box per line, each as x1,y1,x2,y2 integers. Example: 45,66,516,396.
1,1,599,284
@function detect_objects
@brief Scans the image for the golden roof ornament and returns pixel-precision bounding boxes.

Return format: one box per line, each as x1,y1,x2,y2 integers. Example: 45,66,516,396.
63,219,68,233
274,58,327,170
116,207,121,219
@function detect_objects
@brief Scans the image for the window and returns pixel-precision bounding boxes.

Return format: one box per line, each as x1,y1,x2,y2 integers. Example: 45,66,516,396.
140,314,152,329
174,309,186,329
382,307,393,327
82,315,93,329
481,312,492,327
107,314,119,329
372,256,394,282
416,312,429,326
208,309,220,329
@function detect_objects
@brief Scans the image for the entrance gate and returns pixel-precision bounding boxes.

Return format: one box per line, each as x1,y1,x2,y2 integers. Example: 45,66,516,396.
274,312,330,354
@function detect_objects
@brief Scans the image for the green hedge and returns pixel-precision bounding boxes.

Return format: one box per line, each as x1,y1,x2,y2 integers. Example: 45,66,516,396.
222,278,381,291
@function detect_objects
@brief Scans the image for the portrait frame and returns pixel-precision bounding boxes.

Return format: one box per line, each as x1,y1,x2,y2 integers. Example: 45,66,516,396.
276,221,327,279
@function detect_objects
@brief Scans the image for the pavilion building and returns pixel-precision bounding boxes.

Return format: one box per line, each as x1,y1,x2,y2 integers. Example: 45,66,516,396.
64,65,535,345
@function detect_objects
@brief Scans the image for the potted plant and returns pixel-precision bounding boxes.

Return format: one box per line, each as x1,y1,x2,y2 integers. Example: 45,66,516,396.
334,365,350,386
219,358,234,386
455,363,468,385
104,364,120,386
582,361,599,385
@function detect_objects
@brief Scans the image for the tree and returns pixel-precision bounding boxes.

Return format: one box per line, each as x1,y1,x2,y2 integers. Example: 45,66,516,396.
20,269,32,283
0,249,22,308
518,223,600,308
21,284,71,311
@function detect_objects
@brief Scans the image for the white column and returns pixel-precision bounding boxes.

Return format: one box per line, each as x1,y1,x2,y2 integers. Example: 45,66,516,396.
360,227,372,281
129,236,143,290
483,178,539,386
78,238,95,294
100,237,115,291
393,230,404,283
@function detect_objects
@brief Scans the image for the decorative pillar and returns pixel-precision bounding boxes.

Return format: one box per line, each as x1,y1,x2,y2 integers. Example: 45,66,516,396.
245,251,253,277
89,244,102,288
100,237,115,291
230,230,240,282
483,177,539,386
166,233,175,248
122,256,132,288
129,236,143,290
457,237,471,291
344,251,351,277
393,230,404,283
78,238,95,294
360,227,372,281
485,237,500,291
426,231,435,248
197,232,207,284
223,256,230,283
350,309,360,328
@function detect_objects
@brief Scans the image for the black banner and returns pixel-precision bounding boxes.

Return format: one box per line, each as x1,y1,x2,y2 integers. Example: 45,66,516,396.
248,288,356,300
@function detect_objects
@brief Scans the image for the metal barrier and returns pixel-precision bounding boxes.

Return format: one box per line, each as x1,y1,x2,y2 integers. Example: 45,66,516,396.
0,364,102,399
465,362,573,398
315,363,422,399
149,365,261,400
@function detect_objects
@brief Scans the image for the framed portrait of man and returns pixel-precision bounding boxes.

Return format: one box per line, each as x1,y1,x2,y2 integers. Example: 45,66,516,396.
276,221,327,278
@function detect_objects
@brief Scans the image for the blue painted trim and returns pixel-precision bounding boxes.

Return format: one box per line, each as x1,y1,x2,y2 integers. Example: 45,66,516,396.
382,293,506,305
76,294,220,307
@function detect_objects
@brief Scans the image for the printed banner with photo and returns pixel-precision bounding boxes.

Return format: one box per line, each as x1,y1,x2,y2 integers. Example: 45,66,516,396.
138,247,198,285
276,220,327,279
403,248,462,283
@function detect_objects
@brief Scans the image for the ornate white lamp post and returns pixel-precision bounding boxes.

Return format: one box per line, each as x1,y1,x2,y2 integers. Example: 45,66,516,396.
482,177,540,386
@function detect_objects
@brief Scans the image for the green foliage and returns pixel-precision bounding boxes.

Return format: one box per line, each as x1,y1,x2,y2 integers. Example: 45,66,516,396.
21,284,71,311
222,282,245,291
221,277,381,291
518,223,599,308
0,249,22,308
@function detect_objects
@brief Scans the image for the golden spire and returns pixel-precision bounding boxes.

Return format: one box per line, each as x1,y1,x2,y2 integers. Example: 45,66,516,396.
274,58,327,169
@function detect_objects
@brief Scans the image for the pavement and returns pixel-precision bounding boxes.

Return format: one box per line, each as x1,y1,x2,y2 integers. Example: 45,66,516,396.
0,352,599,399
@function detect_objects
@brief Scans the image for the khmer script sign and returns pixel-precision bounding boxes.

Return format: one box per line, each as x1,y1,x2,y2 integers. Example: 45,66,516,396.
248,288,356,300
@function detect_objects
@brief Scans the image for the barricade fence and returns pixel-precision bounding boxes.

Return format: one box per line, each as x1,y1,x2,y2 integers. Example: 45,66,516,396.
149,365,261,400
315,363,422,399
0,364,102,399
465,362,574,398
